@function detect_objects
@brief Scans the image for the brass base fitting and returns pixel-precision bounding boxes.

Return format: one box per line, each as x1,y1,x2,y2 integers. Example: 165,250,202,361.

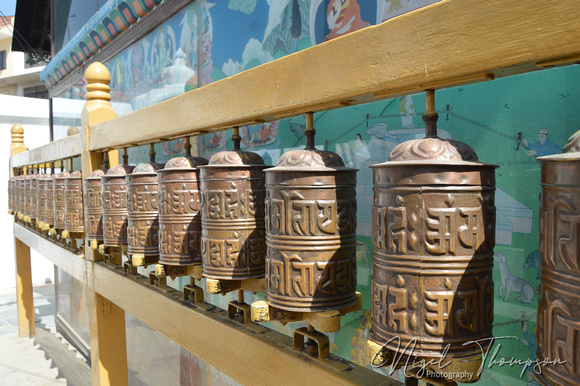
251,292,362,333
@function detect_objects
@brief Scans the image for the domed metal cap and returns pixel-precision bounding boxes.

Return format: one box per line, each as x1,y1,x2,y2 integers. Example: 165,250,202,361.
274,148,348,169
165,156,208,169
388,137,479,163
88,169,106,179
106,164,134,175
132,162,164,174
38,174,52,180
563,130,580,154
208,149,264,166
55,171,71,179
68,170,82,178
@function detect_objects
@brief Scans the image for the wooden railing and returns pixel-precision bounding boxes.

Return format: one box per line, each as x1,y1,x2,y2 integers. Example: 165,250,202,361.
9,0,580,384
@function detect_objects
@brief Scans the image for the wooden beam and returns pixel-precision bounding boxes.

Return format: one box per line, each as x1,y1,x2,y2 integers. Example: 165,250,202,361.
11,134,83,168
92,263,395,385
14,237,35,338
13,224,86,283
89,0,580,151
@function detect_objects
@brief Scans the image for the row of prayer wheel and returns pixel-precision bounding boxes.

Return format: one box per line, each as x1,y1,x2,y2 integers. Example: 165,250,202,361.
9,104,580,384
9,170,82,234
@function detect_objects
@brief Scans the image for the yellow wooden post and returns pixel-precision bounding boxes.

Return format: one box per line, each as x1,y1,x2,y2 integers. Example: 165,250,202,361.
10,124,36,338
81,62,128,385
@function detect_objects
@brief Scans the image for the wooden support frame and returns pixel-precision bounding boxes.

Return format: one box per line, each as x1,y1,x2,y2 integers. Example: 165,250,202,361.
87,0,580,151
8,0,580,384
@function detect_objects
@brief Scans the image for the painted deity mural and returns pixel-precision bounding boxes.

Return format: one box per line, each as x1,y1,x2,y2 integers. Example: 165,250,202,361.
54,1,580,384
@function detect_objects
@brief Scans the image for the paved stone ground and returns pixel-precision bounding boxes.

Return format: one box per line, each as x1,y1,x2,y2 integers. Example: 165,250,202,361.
0,284,91,385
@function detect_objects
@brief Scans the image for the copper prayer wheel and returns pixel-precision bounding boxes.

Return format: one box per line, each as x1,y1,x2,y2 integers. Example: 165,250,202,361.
157,152,208,266
127,161,163,260
23,174,32,219
200,133,268,280
16,175,24,217
8,177,13,214
37,174,51,227
84,169,105,242
53,171,70,230
45,174,55,227
30,172,39,221
369,92,496,381
264,117,358,312
102,164,134,247
536,130,580,386
64,171,84,237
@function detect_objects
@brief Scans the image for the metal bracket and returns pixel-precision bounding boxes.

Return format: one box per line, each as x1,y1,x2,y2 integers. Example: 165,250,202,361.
206,278,265,295
183,283,214,311
123,260,138,276
148,271,167,287
293,327,350,372
251,292,363,333
227,301,267,334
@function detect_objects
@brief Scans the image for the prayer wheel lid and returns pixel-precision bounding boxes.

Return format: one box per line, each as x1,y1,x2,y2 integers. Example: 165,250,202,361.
87,169,105,179
55,171,71,179
266,148,355,172
205,149,265,167
372,137,496,167
104,164,134,176
38,173,52,179
132,162,164,174
163,156,208,170
68,170,82,178
538,130,580,161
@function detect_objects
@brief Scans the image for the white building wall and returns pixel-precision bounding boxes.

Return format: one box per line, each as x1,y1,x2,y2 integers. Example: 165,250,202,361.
0,94,53,289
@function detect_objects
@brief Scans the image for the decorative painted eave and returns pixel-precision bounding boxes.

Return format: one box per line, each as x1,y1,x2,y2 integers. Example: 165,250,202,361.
40,0,163,89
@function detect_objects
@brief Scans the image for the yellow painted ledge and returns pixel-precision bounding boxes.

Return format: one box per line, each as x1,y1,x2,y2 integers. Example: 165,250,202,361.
13,224,86,283
12,135,83,169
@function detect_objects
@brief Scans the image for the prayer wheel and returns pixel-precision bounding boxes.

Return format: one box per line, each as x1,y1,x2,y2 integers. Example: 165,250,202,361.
369,91,496,382
53,171,70,230
23,174,31,219
8,177,13,214
84,169,105,243
102,164,134,247
30,173,38,221
536,130,580,386
127,159,163,263
157,147,208,266
45,174,55,228
264,116,358,312
200,131,268,280
64,171,84,237
37,174,51,228
16,175,24,217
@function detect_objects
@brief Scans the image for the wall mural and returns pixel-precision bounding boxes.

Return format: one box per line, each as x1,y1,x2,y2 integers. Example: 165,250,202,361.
55,1,580,384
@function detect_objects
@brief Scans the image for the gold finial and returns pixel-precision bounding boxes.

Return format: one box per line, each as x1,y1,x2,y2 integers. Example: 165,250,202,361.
10,123,27,155
84,62,111,102
67,126,79,136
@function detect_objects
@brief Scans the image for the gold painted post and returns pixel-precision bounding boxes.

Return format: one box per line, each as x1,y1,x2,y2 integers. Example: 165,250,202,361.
10,124,35,338
81,62,128,386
